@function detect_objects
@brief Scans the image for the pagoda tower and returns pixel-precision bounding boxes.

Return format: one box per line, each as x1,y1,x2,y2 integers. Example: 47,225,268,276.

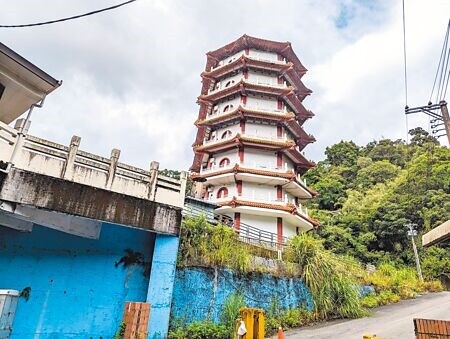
190,35,318,245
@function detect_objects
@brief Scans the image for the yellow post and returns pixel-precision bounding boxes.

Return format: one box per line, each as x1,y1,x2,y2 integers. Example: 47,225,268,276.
238,308,265,339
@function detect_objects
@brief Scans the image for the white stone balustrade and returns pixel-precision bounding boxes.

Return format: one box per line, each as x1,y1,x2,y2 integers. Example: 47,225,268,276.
0,119,187,208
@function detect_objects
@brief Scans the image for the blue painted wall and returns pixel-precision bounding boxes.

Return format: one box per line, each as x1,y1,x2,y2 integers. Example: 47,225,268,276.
0,223,155,338
171,267,313,324
146,235,180,339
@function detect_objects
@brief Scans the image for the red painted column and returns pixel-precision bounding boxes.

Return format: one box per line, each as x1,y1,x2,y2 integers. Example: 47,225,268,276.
276,185,282,201
236,180,242,196
241,95,247,105
238,147,244,164
240,120,246,133
277,217,283,247
277,99,283,110
234,212,241,231
277,125,283,138
276,152,282,169
243,69,248,79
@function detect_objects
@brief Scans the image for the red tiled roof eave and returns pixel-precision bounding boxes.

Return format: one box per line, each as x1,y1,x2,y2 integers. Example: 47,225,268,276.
217,197,319,227
205,35,307,76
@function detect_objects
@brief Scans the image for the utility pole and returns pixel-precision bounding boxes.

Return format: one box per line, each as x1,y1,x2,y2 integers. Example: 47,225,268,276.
405,101,450,145
406,223,423,282
440,101,450,145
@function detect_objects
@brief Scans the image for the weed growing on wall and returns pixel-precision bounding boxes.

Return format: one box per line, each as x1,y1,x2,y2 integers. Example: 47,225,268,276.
178,216,250,273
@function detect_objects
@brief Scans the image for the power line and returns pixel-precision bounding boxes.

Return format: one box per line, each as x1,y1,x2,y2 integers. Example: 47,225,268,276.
0,0,137,28
402,0,408,107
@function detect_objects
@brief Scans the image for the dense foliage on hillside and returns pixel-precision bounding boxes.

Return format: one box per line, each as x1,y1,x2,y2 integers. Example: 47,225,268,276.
303,128,450,281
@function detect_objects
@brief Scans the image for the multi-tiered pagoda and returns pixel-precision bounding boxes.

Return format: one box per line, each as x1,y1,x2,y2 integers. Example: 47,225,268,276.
191,35,318,245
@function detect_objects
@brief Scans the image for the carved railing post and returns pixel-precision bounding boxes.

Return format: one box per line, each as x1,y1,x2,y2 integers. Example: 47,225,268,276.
179,171,188,206
8,118,31,166
105,148,121,190
148,161,159,200
62,135,81,180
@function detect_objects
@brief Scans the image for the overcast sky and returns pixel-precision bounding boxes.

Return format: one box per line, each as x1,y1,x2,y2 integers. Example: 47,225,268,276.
1,0,449,171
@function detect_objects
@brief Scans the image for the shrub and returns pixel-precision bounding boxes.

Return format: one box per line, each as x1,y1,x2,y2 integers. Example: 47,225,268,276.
264,307,315,336
377,290,400,305
168,321,228,339
360,294,379,308
421,280,444,292
362,262,442,300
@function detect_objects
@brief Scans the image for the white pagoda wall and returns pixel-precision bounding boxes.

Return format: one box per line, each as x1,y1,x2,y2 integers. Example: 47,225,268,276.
214,72,243,92
212,96,241,114
247,70,279,87
283,220,299,238
213,149,238,167
209,183,236,201
217,51,244,68
248,49,279,62
244,149,276,169
244,122,277,138
211,124,240,140
242,182,277,202
246,95,278,111
241,214,277,235
282,154,294,171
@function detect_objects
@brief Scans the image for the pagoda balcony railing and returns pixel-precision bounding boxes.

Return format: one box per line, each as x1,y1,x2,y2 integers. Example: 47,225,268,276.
211,52,287,71
204,105,287,122
199,162,294,175
207,77,287,95
213,195,309,217
202,132,291,147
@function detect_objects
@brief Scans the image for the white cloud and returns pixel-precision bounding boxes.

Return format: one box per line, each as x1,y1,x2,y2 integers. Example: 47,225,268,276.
0,0,448,171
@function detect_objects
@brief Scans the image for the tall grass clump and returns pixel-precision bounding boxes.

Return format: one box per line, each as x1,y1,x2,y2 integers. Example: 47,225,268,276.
178,216,251,273
284,232,366,319
220,293,246,338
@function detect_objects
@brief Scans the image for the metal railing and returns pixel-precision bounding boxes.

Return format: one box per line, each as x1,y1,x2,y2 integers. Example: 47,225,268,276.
182,202,287,251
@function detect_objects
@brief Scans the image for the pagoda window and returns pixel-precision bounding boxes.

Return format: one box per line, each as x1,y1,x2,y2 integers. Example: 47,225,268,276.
219,158,230,167
217,187,229,198
225,79,235,88
221,130,232,139
223,104,234,112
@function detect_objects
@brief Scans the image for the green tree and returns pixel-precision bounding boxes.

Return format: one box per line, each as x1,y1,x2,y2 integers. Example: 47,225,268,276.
324,141,359,167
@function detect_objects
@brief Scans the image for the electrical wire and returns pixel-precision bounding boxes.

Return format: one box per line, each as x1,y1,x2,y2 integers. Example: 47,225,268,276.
402,0,408,108
429,21,449,103
402,0,410,144
0,0,137,28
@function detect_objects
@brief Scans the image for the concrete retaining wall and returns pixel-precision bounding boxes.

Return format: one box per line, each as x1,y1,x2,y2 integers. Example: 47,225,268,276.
171,267,313,324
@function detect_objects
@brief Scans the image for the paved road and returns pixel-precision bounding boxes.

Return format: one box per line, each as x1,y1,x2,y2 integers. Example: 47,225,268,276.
272,292,450,339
